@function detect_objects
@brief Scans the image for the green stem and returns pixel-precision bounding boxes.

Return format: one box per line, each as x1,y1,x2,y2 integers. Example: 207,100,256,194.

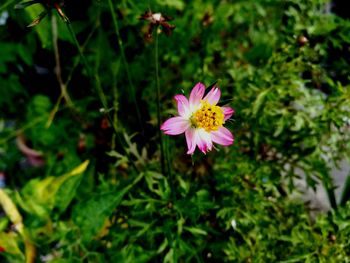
155,28,166,175
0,116,46,145
65,20,99,88
66,22,139,173
111,62,120,151
164,135,175,200
66,23,108,108
107,0,142,131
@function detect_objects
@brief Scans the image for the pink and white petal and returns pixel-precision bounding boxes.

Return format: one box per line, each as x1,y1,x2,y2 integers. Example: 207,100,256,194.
160,117,190,135
189,82,205,110
211,127,234,146
221,106,235,121
174,94,190,118
185,128,197,155
196,129,213,154
203,87,221,105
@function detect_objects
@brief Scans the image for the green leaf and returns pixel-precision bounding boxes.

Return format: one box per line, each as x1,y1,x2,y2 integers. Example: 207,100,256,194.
0,217,9,231
184,226,207,236
24,4,51,47
17,160,90,218
0,232,24,258
144,171,170,199
72,173,143,243
0,189,23,226
54,172,84,214
163,248,175,263
252,88,270,117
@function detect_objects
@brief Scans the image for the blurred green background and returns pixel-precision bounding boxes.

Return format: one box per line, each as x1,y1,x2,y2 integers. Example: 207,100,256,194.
1,0,350,262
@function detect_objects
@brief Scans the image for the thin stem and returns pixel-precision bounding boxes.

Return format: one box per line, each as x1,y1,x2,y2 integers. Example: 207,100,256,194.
155,28,165,175
66,22,139,173
107,0,142,131
46,94,63,128
111,61,120,150
66,23,108,108
51,14,73,108
0,115,46,145
65,19,99,88
96,69,140,173
164,136,175,200
47,16,98,128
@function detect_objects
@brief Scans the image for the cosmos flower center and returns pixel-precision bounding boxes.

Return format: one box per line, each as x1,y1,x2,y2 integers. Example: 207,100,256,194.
191,100,224,132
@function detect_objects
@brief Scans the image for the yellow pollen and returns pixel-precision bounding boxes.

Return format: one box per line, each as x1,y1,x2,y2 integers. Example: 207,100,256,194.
191,100,224,131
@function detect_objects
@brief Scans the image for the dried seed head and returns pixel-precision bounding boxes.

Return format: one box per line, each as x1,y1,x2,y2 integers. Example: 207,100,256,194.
297,35,308,46
140,11,175,39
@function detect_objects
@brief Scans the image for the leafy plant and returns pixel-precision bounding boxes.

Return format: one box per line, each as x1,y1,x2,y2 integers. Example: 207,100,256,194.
1,0,350,262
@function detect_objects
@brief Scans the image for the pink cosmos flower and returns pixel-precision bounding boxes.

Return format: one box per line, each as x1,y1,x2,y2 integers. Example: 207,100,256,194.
161,82,234,154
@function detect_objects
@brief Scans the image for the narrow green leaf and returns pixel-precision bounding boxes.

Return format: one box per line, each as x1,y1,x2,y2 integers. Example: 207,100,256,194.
184,226,208,236
252,88,270,116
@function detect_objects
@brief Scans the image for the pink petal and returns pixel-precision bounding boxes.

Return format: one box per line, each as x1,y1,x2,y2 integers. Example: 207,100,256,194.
222,106,234,121
161,117,190,135
211,127,234,146
185,128,197,155
196,129,213,154
189,82,205,109
174,95,190,118
203,87,221,105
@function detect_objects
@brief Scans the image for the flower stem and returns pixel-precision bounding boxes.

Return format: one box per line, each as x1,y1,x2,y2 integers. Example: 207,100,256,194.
155,28,166,175
107,0,143,132
164,135,175,200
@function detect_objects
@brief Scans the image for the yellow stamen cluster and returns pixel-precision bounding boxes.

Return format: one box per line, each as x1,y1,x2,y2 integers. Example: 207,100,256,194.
191,100,224,132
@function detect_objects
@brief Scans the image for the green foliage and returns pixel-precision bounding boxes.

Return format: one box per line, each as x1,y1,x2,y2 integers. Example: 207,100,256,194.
72,173,143,243
16,160,89,219
1,0,350,262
